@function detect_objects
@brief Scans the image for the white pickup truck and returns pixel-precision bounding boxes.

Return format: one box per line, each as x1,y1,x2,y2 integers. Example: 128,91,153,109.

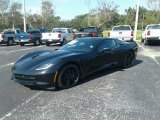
0,33,3,43
108,25,133,41
141,24,160,45
41,28,75,46
0,29,22,46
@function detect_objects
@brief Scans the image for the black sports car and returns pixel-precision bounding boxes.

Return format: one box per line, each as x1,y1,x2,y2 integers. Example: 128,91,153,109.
11,37,138,89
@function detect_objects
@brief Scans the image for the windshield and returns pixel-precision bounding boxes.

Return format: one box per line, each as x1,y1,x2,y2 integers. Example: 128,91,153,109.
147,25,160,30
59,38,100,52
113,26,131,31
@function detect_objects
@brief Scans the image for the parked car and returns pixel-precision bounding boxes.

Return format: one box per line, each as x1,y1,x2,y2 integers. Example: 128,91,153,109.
0,33,3,43
141,24,160,45
41,28,75,46
108,25,133,41
11,37,138,90
0,28,21,46
19,30,42,46
38,29,48,33
75,26,102,38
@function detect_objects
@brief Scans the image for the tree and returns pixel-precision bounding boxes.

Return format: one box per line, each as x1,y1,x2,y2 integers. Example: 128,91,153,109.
148,0,160,20
0,0,10,30
70,14,89,30
0,0,10,15
148,0,160,11
7,2,23,29
41,0,54,28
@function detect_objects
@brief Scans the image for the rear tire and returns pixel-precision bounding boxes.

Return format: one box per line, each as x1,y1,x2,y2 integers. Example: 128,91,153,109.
46,42,50,46
141,39,144,43
60,39,66,46
34,39,40,46
122,51,135,68
7,39,13,46
20,43,24,46
144,39,148,45
57,64,80,89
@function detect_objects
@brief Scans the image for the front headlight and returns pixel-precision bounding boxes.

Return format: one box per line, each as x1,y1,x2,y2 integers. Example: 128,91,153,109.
35,63,53,71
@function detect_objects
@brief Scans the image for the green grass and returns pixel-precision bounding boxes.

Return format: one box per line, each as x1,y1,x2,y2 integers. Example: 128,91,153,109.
102,30,142,41
102,31,108,38
136,30,142,41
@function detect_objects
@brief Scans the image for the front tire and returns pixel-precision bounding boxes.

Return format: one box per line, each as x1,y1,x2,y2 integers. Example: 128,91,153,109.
57,64,80,89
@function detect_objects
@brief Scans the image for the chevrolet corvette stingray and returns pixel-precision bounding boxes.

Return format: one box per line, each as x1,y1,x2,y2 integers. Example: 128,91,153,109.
11,37,138,89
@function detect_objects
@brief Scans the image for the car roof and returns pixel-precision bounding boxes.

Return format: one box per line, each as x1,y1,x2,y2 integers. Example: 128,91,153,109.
77,37,117,41
147,24,160,26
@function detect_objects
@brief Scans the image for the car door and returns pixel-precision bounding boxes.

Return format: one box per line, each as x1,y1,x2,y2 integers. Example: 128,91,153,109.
82,39,115,74
66,29,74,41
97,39,117,67
112,39,127,65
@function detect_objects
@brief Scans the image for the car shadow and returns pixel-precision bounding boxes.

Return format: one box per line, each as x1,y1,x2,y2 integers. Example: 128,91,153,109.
26,59,143,91
77,59,143,86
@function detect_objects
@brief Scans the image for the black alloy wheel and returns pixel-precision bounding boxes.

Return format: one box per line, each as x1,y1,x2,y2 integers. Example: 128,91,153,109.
57,64,80,89
123,51,135,68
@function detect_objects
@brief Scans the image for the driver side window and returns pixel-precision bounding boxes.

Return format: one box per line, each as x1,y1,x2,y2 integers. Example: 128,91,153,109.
98,39,116,52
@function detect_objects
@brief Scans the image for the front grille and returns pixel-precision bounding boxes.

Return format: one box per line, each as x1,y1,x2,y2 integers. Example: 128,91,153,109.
14,74,36,80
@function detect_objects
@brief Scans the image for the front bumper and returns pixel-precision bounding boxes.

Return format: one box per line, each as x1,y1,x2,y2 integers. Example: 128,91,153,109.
12,73,56,88
46,39,61,43
19,39,36,43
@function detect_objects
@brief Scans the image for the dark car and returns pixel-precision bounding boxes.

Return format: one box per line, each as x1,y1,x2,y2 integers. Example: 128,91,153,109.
19,30,42,46
11,37,138,89
75,26,103,38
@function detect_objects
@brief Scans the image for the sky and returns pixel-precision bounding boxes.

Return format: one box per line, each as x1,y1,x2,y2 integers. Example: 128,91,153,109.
15,0,148,20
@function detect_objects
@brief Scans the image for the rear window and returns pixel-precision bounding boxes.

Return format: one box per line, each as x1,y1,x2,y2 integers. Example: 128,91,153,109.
79,27,97,32
27,31,40,34
52,29,66,33
113,26,131,31
4,31,15,34
147,25,160,30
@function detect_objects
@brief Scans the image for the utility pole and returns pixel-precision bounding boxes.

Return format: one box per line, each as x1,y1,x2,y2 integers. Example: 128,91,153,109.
23,0,26,32
142,13,144,30
85,0,91,26
12,0,14,29
133,0,140,41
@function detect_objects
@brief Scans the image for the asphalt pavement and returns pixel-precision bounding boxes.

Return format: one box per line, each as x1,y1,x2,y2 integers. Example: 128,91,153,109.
0,42,160,120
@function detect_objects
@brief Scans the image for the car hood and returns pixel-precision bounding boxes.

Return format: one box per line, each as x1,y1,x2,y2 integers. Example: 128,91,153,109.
13,50,83,73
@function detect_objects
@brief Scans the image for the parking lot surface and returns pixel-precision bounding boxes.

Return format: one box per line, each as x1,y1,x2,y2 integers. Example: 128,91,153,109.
0,42,160,120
